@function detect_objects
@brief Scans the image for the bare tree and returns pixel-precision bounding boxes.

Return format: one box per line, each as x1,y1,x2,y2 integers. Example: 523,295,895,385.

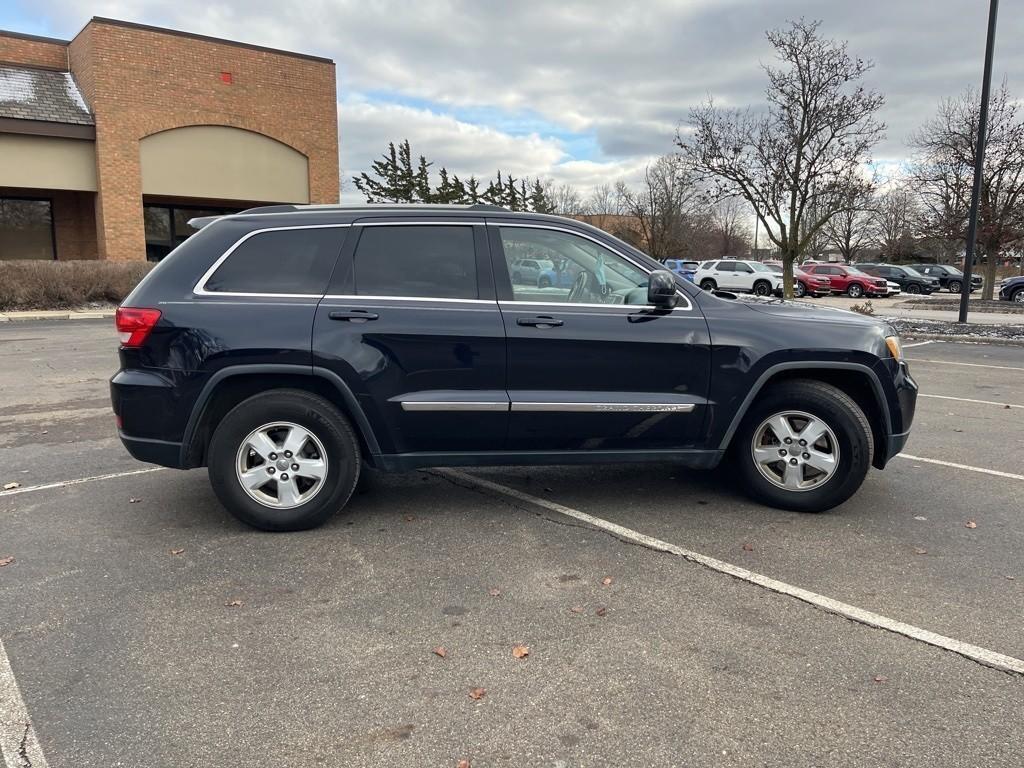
618,155,702,261
824,182,874,262
583,183,626,231
909,83,1024,298
871,187,919,261
542,181,586,217
710,197,752,258
677,19,884,297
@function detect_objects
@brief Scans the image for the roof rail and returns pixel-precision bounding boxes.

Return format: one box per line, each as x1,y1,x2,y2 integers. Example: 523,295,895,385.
236,202,511,216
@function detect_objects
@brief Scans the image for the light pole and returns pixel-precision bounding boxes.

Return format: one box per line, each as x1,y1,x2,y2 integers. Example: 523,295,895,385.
958,0,999,324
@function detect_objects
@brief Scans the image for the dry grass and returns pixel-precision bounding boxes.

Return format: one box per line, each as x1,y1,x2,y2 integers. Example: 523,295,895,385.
0,260,154,311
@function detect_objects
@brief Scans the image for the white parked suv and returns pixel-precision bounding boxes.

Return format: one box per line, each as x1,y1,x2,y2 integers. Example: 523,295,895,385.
695,259,784,297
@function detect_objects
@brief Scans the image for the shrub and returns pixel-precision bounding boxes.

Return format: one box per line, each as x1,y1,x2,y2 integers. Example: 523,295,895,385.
849,300,875,316
0,260,154,311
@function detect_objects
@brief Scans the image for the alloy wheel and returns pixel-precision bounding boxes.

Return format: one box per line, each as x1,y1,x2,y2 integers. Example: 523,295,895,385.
235,421,328,508
751,411,840,492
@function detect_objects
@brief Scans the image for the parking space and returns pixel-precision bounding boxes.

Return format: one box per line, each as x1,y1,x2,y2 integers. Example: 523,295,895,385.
1,323,1023,767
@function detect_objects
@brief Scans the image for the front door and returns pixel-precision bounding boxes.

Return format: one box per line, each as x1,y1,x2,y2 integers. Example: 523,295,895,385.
490,222,711,452
312,218,508,455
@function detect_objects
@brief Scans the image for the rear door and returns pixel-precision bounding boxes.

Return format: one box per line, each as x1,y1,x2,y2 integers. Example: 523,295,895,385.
490,221,711,452
312,217,507,455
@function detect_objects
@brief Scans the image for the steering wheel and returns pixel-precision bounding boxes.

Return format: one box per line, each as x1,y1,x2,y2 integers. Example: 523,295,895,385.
568,270,597,303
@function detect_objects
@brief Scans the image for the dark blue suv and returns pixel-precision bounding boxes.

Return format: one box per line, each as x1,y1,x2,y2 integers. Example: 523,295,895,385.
111,205,917,530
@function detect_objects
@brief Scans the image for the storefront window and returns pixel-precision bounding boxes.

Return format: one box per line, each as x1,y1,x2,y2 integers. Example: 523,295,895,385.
144,203,240,262
0,198,55,260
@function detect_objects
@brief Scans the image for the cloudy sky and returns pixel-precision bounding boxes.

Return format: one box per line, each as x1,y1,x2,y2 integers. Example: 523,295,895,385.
3,1,1022,201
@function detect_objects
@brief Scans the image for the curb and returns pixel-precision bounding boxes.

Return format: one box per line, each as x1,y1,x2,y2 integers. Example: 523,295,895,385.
0,312,115,323
901,332,1024,347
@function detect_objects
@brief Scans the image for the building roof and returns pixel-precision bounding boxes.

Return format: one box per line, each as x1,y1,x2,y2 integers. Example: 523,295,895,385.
0,65,92,125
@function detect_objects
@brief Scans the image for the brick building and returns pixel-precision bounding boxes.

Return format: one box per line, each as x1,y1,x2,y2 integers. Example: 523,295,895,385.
0,17,338,261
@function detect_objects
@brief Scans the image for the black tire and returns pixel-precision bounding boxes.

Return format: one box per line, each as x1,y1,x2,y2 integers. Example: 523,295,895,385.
732,380,873,513
846,283,864,298
907,283,922,295
1013,288,1024,304
753,280,772,297
207,389,361,531
700,279,717,291
948,281,962,293
538,276,552,289
794,281,807,298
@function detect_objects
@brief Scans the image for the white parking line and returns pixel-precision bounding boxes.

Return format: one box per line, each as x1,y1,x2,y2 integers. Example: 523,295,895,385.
0,639,49,768
918,393,1022,408
441,469,1024,676
897,453,1024,481
0,467,165,498
902,340,937,348
908,358,1024,371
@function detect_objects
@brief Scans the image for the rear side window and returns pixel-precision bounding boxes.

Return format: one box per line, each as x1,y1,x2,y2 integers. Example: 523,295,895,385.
717,261,735,271
353,225,478,299
204,228,344,295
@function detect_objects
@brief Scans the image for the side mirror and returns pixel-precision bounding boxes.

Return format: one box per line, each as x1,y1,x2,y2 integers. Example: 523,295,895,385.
647,270,679,309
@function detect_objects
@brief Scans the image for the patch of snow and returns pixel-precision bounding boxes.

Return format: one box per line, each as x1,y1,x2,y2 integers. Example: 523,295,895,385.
0,68,37,105
62,72,90,114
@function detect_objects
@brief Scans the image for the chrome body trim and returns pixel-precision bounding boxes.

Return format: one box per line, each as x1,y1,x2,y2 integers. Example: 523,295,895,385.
400,401,509,412
510,402,696,413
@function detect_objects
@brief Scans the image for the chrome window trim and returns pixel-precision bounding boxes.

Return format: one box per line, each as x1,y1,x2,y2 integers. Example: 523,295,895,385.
499,300,695,314
400,401,509,412
353,220,485,226
488,222,693,311
511,402,696,413
193,224,352,297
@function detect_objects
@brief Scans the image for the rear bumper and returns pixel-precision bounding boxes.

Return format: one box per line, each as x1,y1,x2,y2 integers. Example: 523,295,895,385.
110,369,188,468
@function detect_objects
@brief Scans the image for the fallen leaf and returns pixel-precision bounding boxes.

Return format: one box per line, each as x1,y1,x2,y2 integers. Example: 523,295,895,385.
129,497,141,503
1005,405,1012,410
595,607,607,617
570,606,583,614
169,548,185,556
913,516,927,521
913,547,928,555
0,556,14,567
432,646,447,658
601,576,613,586
457,760,471,768
742,543,754,552
404,514,415,522
224,599,243,607
511,644,530,659
2,482,20,491
873,675,888,683
487,588,501,597
965,520,977,529
469,687,486,700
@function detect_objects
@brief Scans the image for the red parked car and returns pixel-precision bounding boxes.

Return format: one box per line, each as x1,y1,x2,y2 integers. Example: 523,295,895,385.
801,264,888,298
763,262,831,298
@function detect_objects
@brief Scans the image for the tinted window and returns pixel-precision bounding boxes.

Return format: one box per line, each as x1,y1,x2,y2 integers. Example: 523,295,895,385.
354,225,477,299
205,228,343,294
735,263,753,273
717,261,736,271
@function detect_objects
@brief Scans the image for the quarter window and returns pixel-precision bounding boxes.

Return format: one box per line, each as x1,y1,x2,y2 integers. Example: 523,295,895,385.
353,225,478,299
498,226,650,306
204,228,344,295
717,261,736,271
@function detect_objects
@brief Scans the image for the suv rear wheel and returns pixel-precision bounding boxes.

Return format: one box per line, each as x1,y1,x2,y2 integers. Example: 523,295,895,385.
208,389,360,531
699,278,717,291
733,380,873,513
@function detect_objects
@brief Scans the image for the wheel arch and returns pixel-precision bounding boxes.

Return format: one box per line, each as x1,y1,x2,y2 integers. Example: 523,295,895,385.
717,363,891,470
180,365,381,468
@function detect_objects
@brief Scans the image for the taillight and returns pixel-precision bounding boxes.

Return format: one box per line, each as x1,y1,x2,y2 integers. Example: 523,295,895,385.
116,307,161,347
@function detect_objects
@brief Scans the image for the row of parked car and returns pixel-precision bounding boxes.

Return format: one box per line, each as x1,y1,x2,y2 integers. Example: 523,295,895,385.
658,258,982,299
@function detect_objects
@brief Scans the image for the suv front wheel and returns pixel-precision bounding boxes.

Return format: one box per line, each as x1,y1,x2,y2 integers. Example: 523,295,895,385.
733,380,873,513
208,389,361,531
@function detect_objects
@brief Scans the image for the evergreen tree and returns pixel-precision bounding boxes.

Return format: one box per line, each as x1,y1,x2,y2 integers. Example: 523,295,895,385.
394,140,416,202
466,176,481,204
353,141,403,202
414,154,433,202
451,174,468,204
529,179,554,213
506,175,519,210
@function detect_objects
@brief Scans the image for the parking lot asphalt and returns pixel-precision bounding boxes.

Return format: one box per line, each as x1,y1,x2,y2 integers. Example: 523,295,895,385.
1,319,1022,768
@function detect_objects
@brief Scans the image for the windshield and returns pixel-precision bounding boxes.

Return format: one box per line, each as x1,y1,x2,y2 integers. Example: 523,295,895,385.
902,266,925,277
944,266,963,276
845,266,867,275
749,263,772,272
764,264,783,274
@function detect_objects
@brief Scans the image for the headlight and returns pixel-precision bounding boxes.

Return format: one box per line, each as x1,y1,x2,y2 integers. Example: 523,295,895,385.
885,335,903,361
